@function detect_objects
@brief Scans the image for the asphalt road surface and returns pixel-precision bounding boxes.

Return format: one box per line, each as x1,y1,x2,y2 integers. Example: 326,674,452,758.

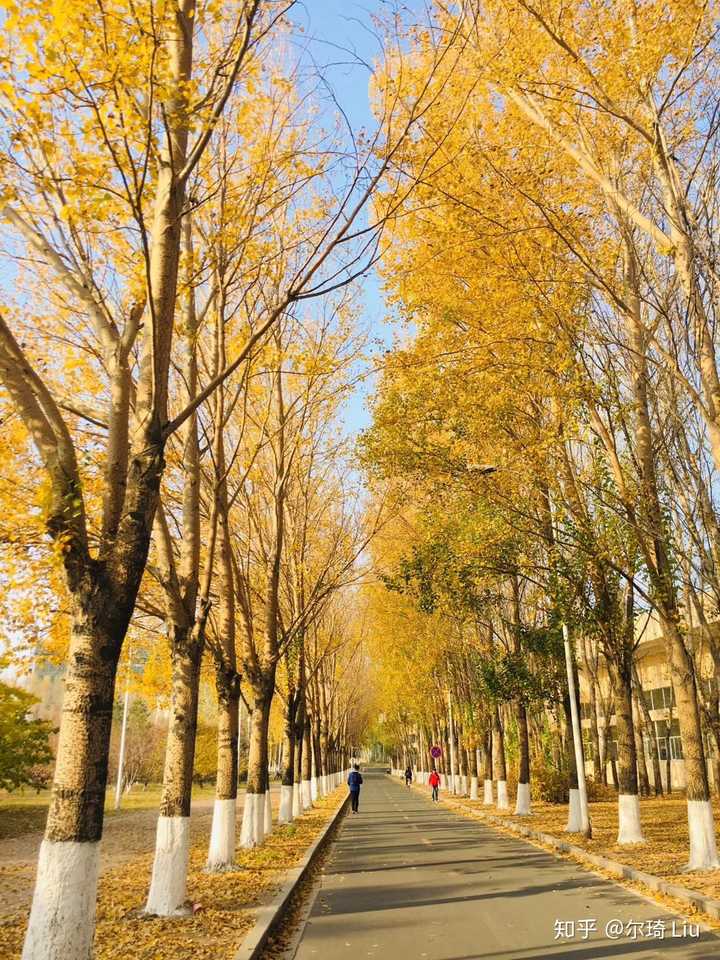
292,769,718,960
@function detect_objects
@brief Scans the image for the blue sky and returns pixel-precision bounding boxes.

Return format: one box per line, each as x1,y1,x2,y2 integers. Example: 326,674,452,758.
292,0,397,433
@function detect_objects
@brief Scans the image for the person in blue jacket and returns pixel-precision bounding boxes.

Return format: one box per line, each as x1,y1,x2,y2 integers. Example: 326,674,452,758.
347,764,363,813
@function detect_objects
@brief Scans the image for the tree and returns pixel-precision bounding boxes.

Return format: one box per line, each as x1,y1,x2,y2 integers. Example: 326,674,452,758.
0,681,54,791
0,3,283,955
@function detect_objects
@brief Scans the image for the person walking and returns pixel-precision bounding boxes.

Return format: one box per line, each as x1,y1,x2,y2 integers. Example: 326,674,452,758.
404,765,413,787
429,768,440,802
348,763,363,813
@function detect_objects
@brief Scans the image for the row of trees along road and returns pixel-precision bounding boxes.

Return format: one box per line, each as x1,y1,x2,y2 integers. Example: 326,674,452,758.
0,2,469,958
361,0,720,877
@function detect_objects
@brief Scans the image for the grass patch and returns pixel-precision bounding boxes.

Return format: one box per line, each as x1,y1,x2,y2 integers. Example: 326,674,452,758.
0,783,219,839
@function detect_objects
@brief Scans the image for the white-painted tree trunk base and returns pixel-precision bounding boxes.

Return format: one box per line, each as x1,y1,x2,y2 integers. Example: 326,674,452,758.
483,779,493,804
292,782,301,818
206,798,237,871
145,816,191,915
310,776,318,801
440,773,447,789
278,785,293,824
515,782,531,815
496,779,509,810
616,793,644,844
565,788,583,832
470,776,479,800
22,838,100,960
264,790,272,835
302,779,312,809
240,793,265,849
686,799,720,870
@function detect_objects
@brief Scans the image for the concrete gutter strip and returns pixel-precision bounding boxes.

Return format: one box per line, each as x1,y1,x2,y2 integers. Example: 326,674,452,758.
234,793,349,960
447,797,720,921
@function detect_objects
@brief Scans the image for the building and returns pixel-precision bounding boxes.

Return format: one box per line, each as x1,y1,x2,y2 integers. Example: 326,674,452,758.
577,610,717,790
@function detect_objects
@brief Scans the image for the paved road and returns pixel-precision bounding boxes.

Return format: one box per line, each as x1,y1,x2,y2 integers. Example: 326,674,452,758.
293,770,718,959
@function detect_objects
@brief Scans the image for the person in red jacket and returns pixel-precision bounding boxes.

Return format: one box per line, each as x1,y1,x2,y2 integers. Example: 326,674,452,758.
429,769,441,802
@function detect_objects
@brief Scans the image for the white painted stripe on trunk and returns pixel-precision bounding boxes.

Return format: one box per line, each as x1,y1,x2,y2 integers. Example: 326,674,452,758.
483,779,493,804
310,776,318,801
145,815,191,915
687,798,720,869
470,775,479,800
292,782,301,818
240,793,263,849
496,779,509,810
207,798,236,871
279,784,293,823
617,793,643,844
263,790,272,837
22,838,100,960
515,782,531,815
565,788,583,832
302,778,313,809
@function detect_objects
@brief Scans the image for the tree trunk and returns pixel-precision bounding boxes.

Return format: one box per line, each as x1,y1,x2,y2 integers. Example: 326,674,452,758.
22,603,123,960
206,667,239,871
563,693,583,831
622,233,716,866
588,678,602,782
635,674,663,796
713,734,720,799
515,701,531,815
467,743,479,800
457,729,466,794
302,718,313,809
146,634,202,914
633,692,651,798
493,708,508,809
279,693,296,824
483,728,493,804
319,719,329,796
293,693,305,817
607,654,643,843
240,694,272,848
663,622,719,866
311,717,322,800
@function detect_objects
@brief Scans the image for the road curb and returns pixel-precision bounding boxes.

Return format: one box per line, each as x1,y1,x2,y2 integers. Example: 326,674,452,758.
234,790,349,960
439,792,720,922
